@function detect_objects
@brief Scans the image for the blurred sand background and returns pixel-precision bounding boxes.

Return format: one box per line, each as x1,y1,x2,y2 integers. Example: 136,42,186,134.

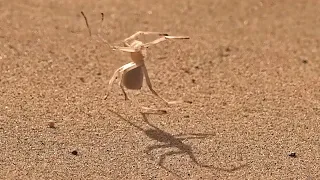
0,0,319,179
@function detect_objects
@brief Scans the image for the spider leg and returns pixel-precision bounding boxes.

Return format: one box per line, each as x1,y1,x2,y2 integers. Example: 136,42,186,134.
123,31,168,46
96,13,118,50
123,31,167,42
119,71,129,100
164,36,190,39
113,46,138,53
81,11,112,48
142,65,167,104
144,36,190,47
105,62,138,100
141,65,182,105
117,62,139,100
144,37,167,48
97,34,114,49
80,11,91,36
104,67,121,100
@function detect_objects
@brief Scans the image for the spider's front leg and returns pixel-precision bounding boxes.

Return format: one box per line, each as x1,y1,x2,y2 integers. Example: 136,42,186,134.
114,62,142,101
144,36,190,48
104,67,121,100
123,31,169,46
104,67,130,101
104,62,134,100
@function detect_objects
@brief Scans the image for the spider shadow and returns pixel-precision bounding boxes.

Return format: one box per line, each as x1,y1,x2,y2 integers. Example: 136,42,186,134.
107,109,246,176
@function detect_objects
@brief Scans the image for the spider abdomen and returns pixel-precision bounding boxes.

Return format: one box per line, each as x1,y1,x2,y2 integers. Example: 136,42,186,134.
122,66,144,90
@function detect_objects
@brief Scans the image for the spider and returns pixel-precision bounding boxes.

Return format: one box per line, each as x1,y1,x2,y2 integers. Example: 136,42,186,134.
81,12,189,104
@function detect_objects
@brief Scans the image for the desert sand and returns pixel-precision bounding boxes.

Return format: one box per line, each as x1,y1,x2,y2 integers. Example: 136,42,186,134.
0,0,319,179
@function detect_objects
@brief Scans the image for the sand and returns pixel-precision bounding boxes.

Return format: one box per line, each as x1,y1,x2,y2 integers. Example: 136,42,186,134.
0,0,319,179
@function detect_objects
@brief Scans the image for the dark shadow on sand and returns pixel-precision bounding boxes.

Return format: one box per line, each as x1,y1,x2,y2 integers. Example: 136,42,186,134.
107,109,247,178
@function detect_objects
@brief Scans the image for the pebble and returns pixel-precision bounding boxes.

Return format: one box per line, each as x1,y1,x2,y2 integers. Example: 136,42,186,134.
288,152,296,157
48,121,55,128
71,150,78,155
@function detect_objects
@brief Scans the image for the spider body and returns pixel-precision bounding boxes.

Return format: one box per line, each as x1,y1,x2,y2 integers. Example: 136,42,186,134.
104,32,188,103
121,40,146,90
81,12,189,104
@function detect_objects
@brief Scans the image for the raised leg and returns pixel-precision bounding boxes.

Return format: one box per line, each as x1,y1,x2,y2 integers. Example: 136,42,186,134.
144,36,190,48
163,36,190,39
123,31,168,45
80,11,115,50
96,12,115,49
113,46,138,53
80,11,92,36
144,37,167,47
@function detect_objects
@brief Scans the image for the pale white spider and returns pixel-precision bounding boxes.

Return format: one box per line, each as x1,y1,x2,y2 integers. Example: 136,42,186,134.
81,12,189,104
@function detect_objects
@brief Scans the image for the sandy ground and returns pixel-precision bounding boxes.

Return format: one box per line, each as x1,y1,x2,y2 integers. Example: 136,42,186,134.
1,0,320,179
